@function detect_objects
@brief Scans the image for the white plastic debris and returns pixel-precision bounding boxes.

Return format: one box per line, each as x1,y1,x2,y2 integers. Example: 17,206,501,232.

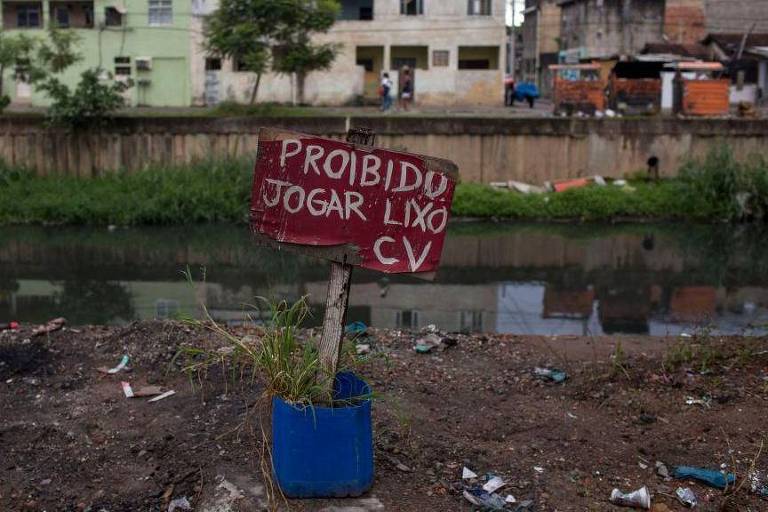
168,496,192,512
148,390,176,402
685,396,712,408
676,487,697,507
108,355,130,374
482,476,506,493
505,494,517,503
462,467,478,480
121,381,134,398
509,180,546,195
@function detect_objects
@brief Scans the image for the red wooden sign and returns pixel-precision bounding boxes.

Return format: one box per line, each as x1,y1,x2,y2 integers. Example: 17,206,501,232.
250,128,458,277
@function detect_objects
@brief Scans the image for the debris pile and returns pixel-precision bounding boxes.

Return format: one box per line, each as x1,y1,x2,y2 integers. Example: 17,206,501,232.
461,467,531,511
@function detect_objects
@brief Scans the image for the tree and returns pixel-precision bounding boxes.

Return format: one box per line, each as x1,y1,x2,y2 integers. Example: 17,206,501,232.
270,0,340,105
26,29,132,128
36,68,132,128
0,33,35,112
204,0,275,104
30,28,82,80
205,0,340,105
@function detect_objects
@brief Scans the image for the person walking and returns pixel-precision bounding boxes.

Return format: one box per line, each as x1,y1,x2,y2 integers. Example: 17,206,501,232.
399,66,413,111
380,72,393,111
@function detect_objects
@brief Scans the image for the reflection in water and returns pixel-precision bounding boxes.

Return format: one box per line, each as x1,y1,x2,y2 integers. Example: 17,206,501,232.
1,223,767,336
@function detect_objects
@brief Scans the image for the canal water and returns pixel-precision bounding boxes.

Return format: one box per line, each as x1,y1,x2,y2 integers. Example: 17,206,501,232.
1,223,767,336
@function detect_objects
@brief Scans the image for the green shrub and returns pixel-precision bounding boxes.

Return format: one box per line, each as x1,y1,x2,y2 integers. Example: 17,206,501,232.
0,158,251,225
679,146,768,221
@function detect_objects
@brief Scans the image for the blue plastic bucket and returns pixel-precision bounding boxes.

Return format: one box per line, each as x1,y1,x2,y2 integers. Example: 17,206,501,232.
272,372,374,498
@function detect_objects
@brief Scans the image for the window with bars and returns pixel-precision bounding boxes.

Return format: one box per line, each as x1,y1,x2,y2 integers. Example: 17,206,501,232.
467,0,491,15
148,0,172,25
400,0,423,15
432,50,449,67
114,56,131,76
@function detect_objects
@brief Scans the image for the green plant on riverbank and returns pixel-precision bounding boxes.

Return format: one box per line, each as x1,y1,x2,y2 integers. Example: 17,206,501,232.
679,146,768,221
1,146,766,225
0,158,251,225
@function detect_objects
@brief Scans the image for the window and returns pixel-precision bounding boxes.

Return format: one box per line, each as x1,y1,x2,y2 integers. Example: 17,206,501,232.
14,60,30,81
432,50,449,67
205,57,221,71
155,299,180,319
114,56,131,76
148,0,172,25
458,46,499,70
459,59,489,69
105,6,123,26
16,4,42,28
337,0,374,20
356,58,373,72
400,0,423,15
84,5,93,26
54,5,69,27
395,310,419,329
233,57,249,72
467,0,491,15
459,311,483,332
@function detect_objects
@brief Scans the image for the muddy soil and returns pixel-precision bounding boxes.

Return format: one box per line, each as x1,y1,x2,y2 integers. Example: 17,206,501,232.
1,321,767,511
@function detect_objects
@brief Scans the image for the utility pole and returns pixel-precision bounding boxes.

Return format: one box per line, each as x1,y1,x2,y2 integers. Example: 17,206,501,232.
736,22,757,61
509,0,516,80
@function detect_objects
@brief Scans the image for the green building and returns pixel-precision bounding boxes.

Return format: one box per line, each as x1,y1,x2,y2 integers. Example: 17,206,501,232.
1,0,195,106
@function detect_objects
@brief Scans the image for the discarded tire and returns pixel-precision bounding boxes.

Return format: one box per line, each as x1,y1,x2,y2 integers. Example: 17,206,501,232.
272,372,374,498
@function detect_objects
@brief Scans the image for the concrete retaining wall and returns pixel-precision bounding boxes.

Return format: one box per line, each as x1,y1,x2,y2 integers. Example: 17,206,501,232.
2,116,767,183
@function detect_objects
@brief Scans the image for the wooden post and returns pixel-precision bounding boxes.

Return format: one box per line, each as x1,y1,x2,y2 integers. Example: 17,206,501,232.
318,259,354,377
317,128,376,384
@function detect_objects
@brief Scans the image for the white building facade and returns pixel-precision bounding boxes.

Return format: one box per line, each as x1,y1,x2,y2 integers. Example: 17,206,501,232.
191,0,508,107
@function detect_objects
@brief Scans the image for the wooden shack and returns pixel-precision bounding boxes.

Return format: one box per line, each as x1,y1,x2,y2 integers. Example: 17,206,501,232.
609,61,663,114
670,61,729,116
549,64,606,115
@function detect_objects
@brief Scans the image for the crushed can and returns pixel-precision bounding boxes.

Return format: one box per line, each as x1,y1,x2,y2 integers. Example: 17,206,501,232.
609,486,651,510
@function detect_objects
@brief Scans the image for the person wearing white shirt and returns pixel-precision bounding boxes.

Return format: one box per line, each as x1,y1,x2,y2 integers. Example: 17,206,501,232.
380,73,393,111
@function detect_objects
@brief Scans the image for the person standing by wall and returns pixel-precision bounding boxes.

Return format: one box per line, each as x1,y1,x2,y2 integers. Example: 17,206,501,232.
380,72,393,111
399,66,413,111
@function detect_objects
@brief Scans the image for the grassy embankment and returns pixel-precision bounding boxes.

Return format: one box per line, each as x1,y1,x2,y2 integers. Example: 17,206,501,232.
0,148,766,225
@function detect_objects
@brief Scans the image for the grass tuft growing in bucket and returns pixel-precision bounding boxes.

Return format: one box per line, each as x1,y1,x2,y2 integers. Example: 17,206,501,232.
175,267,343,407
254,298,333,406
